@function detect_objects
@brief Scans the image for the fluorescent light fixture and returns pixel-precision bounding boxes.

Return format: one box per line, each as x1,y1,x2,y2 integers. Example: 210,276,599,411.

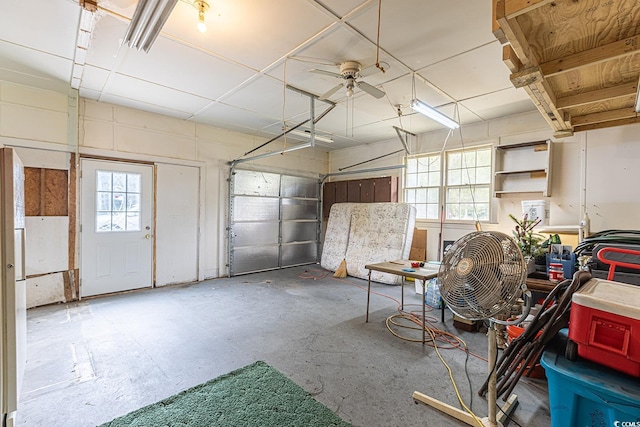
122,0,179,52
288,129,333,143
635,76,640,113
410,98,459,129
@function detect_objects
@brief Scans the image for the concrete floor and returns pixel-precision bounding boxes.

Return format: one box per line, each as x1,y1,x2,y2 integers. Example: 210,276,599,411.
18,266,551,427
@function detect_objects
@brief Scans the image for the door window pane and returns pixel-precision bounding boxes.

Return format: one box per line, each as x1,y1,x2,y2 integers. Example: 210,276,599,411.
95,170,142,232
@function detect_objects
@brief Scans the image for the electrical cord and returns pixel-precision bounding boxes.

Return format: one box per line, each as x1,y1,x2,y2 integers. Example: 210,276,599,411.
424,325,485,427
298,267,488,425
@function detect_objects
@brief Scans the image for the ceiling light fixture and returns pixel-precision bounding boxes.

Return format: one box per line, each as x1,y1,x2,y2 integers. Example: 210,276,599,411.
410,98,460,129
194,0,209,33
122,0,179,52
289,129,333,143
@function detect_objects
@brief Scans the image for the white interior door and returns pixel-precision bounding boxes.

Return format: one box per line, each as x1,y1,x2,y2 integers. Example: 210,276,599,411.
81,159,153,297
156,163,199,286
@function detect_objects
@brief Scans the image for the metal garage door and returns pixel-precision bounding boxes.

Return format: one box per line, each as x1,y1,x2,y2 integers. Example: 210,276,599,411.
228,169,320,275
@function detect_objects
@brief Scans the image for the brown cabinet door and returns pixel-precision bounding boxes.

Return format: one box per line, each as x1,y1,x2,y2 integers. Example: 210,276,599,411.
322,181,336,218
347,180,361,202
373,176,398,202
335,181,348,203
360,179,375,202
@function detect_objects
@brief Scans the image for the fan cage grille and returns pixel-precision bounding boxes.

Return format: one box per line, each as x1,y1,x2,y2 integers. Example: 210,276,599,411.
438,231,526,321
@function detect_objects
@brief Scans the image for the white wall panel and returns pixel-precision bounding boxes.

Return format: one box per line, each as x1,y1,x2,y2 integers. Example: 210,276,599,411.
156,163,200,285
25,217,68,275
585,125,640,231
26,273,65,309
116,126,197,160
13,147,69,170
0,104,68,144
80,119,115,150
1,82,68,111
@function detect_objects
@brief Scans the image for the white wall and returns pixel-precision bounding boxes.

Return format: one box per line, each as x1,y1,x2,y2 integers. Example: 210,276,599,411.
0,80,329,307
328,111,640,261
79,99,329,280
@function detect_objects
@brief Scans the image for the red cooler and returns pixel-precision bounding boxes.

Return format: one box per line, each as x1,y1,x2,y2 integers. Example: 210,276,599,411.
569,278,640,377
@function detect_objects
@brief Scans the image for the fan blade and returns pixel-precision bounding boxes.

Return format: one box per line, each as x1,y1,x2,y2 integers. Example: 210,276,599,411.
319,83,344,100
310,69,342,78
289,55,339,67
357,81,385,99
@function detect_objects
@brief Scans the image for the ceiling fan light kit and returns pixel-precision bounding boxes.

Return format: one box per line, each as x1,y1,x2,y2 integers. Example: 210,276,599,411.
410,98,459,129
122,0,179,52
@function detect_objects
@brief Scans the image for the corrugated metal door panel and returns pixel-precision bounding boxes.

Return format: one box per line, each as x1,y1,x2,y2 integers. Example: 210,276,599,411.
229,169,319,276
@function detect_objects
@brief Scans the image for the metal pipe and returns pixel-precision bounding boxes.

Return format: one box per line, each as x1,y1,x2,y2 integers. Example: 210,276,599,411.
321,164,405,183
338,150,405,171
231,142,313,166
243,119,311,156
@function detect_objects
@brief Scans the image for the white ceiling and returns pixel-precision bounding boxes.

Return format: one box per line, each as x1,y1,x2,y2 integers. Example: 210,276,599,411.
0,0,537,150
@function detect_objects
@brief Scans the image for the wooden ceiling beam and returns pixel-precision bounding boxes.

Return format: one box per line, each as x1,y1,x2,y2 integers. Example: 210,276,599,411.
502,45,522,72
556,81,639,109
572,107,637,126
494,0,538,67
574,116,640,133
505,0,556,19
492,0,508,44
541,35,640,77
80,0,98,12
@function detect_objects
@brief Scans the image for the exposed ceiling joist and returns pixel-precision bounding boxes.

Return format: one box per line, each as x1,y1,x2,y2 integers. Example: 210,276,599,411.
540,35,640,78
503,0,555,19
556,82,638,109
494,0,640,137
572,107,637,127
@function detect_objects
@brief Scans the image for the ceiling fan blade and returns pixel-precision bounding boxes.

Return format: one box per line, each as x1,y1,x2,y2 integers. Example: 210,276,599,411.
357,81,385,99
289,55,339,67
310,69,342,78
319,83,344,100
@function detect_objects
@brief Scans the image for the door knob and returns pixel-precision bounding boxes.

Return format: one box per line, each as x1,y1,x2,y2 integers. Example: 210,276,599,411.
145,234,151,239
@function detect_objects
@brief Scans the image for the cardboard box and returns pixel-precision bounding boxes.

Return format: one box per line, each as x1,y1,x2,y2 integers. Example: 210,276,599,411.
409,228,427,261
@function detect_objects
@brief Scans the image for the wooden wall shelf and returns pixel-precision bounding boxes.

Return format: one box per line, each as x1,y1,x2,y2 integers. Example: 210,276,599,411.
493,139,552,197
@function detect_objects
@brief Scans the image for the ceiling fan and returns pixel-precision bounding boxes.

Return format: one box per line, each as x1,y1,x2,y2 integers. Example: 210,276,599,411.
310,61,385,101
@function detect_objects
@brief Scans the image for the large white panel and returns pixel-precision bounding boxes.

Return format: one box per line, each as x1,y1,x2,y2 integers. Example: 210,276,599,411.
114,105,196,137
116,126,197,160
1,82,69,111
25,217,69,276
420,42,513,101
13,147,69,170
103,74,211,115
0,0,78,59
585,124,640,231
0,104,68,144
0,41,73,92
113,34,256,101
26,273,66,309
80,119,115,150
160,0,335,70
156,163,200,285
348,1,495,70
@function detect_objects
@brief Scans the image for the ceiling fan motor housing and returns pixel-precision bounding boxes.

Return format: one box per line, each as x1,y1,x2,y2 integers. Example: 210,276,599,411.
340,61,362,78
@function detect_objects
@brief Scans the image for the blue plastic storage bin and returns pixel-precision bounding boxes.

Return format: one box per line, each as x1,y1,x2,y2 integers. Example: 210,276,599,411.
540,350,640,427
